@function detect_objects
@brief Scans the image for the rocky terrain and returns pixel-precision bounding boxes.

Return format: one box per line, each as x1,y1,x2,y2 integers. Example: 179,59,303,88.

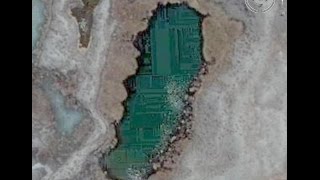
32,0,287,179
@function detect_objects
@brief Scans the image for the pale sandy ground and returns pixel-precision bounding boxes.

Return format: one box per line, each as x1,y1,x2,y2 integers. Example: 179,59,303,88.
163,1,287,180
33,0,115,179
32,0,287,179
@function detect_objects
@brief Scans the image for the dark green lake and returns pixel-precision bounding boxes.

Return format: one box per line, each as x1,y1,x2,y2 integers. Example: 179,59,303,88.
105,3,203,179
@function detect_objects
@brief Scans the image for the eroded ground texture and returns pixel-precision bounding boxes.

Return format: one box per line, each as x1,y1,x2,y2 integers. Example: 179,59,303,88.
32,0,287,180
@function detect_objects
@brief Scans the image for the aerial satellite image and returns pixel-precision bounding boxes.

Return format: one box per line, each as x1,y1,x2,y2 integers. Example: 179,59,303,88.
32,0,287,179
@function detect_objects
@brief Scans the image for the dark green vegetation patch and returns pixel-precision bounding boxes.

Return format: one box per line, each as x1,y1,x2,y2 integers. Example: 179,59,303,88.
105,3,204,179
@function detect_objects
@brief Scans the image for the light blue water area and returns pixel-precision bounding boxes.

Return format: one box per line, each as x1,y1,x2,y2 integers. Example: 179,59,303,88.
32,0,46,49
43,82,85,135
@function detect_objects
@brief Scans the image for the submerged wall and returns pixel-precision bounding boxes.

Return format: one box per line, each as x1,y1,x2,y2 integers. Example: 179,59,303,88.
105,3,203,179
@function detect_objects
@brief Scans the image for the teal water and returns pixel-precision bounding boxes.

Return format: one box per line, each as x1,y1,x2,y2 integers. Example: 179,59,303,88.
32,0,45,49
105,3,203,179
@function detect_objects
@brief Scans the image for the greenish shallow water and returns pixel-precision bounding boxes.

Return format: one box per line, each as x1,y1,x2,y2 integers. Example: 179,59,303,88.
32,0,45,49
43,81,85,136
106,4,203,179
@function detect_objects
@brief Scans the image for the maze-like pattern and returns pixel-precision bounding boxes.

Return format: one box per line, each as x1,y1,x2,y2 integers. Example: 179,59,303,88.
106,4,202,179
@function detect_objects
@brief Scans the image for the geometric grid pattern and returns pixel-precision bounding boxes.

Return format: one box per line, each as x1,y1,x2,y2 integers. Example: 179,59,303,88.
106,4,202,179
